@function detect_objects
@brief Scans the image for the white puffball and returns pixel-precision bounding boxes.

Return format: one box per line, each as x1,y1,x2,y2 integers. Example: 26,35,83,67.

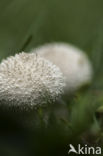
32,43,92,93
0,52,65,109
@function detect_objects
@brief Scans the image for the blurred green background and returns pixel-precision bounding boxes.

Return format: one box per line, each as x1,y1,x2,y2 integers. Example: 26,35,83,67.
0,0,103,156
0,0,103,59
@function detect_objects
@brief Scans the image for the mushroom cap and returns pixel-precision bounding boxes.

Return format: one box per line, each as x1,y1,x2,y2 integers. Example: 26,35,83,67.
33,43,92,93
0,52,65,109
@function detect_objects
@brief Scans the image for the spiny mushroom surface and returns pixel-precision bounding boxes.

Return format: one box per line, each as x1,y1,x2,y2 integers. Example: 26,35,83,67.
0,52,65,109
32,43,92,93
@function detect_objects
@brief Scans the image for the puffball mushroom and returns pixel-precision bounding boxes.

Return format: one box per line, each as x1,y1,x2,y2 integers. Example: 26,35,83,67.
32,43,92,93
0,52,65,109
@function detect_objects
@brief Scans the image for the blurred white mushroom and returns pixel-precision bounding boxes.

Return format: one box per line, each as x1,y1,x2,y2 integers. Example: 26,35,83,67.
32,43,92,93
0,52,65,109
